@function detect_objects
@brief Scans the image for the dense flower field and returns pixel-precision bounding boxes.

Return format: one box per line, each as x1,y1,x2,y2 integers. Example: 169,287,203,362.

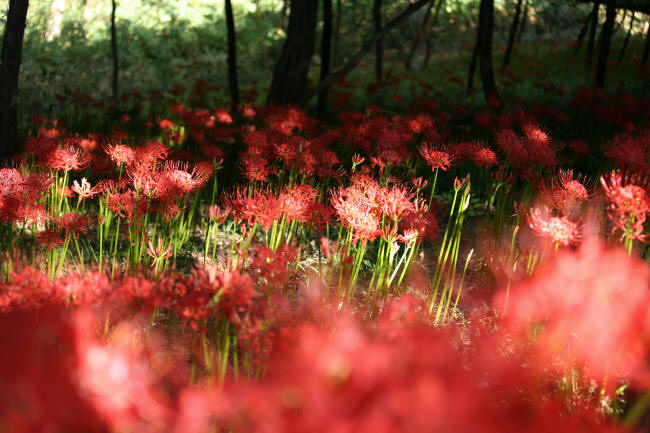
1,76,650,432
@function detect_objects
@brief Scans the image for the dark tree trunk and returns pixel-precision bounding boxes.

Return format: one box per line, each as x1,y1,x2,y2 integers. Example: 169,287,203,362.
373,0,383,83
516,0,528,43
502,0,523,68
478,0,499,105
641,19,650,70
280,0,289,29
595,0,616,88
267,0,319,106
332,0,342,66
110,0,119,108
467,29,480,95
586,0,600,69
422,0,444,68
405,0,434,70
225,0,239,115
575,9,594,55
618,11,633,62
0,0,29,161
302,0,429,104
318,0,332,114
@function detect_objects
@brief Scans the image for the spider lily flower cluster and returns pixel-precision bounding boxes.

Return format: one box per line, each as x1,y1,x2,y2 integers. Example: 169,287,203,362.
1,84,650,433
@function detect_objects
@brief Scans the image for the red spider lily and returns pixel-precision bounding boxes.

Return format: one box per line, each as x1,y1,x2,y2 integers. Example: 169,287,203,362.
472,146,498,169
162,161,209,194
538,169,590,218
600,171,649,243
200,144,224,164
37,229,63,250
331,176,382,242
71,177,98,202
58,212,91,239
46,146,90,172
419,143,453,171
147,238,173,261
378,184,416,221
527,206,580,247
241,154,271,182
0,309,103,431
278,184,318,223
498,238,650,387
604,132,650,175
135,141,169,168
208,204,230,223
74,310,173,431
400,209,439,243
105,143,136,166
225,186,281,231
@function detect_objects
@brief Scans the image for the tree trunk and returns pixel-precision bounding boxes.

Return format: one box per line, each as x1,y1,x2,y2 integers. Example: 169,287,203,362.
373,0,383,83
302,0,429,104
595,0,616,88
575,9,594,55
586,0,600,69
467,28,480,95
405,0,434,70
516,0,528,43
422,0,444,68
478,0,498,105
641,19,650,70
332,0,342,67
318,0,332,114
225,0,239,115
267,0,319,106
618,11,633,62
0,0,30,161
502,0,523,68
279,0,289,30
111,0,119,108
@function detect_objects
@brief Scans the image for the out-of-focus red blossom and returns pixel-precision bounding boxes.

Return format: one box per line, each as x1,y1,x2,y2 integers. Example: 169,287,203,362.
178,311,622,433
527,206,580,246
538,169,590,218
0,309,103,432
600,170,649,242
74,310,173,432
498,238,650,386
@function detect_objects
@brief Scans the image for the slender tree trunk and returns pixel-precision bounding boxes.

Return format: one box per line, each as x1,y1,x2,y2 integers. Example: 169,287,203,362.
478,0,498,105
302,0,429,104
0,0,30,161
586,0,600,69
373,0,383,83
405,0,434,70
422,0,444,68
267,0,319,106
318,0,332,114
502,0,523,68
110,0,119,108
279,0,289,30
595,0,616,88
516,0,528,43
641,20,650,70
618,11,634,62
225,0,239,114
575,9,594,55
467,28,480,95
332,0,342,67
